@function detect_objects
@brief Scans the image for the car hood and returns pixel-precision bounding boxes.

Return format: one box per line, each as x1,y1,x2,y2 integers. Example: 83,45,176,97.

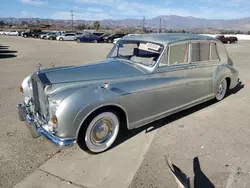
37,60,146,84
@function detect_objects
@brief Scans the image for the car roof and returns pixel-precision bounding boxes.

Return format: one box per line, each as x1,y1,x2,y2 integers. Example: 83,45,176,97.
120,33,217,45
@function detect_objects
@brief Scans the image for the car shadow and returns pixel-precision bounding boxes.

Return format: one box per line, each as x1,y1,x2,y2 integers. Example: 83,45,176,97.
0,45,17,59
112,81,244,150
166,156,215,188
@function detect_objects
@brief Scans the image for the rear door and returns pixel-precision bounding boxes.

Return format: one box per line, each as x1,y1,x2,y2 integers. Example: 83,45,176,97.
189,42,221,98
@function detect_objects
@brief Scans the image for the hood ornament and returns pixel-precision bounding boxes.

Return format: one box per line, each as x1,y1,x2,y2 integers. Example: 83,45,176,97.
36,63,41,74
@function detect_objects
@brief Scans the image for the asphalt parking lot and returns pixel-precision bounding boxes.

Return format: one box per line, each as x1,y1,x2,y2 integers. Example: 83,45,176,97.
0,36,249,188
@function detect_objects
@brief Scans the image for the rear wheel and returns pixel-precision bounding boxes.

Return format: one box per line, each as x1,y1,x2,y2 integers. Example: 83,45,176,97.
77,39,81,43
108,39,112,43
215,78,227,101
78,111,120,153
49,37,53,40
24,34,27,38
93,40,98,43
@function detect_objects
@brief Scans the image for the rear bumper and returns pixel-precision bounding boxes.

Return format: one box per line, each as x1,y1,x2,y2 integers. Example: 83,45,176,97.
17,104,76,147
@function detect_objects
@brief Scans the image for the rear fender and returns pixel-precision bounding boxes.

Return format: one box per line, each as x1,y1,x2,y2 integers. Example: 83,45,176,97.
213,64,238,93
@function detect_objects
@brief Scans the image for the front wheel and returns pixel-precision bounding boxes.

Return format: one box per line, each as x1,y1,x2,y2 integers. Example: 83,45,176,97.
78,111,120,153
93,40,98,43
215,78,227,101
77,39,81,43
59,37,63,41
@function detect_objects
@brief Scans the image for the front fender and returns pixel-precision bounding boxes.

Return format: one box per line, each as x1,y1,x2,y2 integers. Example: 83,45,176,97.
55,86,122,139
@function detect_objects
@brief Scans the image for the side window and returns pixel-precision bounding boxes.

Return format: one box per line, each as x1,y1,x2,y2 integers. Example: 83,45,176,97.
191,42,209,62
168,43,189,65
200,43,210,61
191,43,200,62
210,43,220,61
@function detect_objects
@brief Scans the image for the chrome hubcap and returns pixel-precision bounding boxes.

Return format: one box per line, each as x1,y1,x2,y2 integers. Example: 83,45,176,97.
91,118,113,145
217,83,224,96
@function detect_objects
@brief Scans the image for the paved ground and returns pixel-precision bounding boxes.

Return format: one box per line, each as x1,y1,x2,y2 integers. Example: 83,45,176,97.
0,36,249,188
131,42,250,188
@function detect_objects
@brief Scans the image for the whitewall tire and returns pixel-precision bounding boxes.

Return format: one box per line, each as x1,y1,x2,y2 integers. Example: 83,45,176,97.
84,111,120,153
216,78,227,101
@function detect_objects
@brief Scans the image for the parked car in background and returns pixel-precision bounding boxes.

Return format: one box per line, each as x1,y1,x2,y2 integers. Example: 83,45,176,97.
228,36,238,43
76,34,101,43
103,33,126,43
99,33,111,43
17,33,239,154
45,32,59,40
91,32,105,36
113,34,139,44
0,30,4,35
23,29,42,38
8,31,19,36
17,30,25,36
39,32,49,39
3,31,10,35
215,35,237,44
56,33,80,41
35,31,48,39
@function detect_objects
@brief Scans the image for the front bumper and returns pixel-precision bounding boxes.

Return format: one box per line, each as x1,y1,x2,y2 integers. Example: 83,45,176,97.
17,104,76,147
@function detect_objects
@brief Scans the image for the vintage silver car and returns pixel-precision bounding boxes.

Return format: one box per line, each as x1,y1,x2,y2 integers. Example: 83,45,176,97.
17,33,239,153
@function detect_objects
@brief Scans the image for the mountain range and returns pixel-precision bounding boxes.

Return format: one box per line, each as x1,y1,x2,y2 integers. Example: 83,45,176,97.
1,15,250,31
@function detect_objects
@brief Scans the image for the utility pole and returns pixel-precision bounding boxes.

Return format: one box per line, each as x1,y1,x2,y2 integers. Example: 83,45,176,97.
71,10,74,30
142,16,145,32
159,17,162,33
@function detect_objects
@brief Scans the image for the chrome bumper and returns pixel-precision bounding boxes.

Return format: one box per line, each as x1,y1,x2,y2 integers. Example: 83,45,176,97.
16,104,76,147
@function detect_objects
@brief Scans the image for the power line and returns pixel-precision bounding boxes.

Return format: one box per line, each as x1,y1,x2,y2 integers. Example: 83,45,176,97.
70,10,74,30
142,16,145,32
159,17,162,33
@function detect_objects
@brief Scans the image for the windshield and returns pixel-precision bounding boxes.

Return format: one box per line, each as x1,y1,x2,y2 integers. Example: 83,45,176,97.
107,40,164,67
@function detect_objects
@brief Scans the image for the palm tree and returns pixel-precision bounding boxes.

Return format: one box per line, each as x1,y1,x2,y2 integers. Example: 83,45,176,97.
93,21,100,31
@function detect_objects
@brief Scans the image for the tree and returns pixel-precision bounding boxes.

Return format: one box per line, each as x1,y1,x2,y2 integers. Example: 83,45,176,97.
93,21,100,31
0,21,5,26
75,24,87,30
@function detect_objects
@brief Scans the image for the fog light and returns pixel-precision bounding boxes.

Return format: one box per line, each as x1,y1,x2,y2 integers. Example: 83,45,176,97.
19,86,23,93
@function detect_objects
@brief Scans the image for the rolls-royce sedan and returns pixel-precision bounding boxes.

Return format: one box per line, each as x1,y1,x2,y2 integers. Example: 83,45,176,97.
17,33,239,153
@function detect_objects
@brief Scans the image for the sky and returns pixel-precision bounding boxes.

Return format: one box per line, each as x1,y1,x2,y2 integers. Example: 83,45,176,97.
1,0,250,20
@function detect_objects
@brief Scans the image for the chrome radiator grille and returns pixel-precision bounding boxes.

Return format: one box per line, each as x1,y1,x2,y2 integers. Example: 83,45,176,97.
31,77,48,120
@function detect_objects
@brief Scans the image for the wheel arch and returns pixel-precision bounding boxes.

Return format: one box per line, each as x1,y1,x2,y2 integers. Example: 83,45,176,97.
213,64,234,94
76,104,129,140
